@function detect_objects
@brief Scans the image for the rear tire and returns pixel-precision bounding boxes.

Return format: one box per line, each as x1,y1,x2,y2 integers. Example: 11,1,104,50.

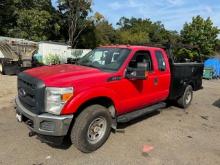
3,63,20,75
71,105,112,153
177,85,193,109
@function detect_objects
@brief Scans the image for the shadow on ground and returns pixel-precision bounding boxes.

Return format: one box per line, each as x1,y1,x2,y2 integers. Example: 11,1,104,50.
213,99,220,108
36,104,181,150
117,111,160,129
37,134,72,150
36,111,161,150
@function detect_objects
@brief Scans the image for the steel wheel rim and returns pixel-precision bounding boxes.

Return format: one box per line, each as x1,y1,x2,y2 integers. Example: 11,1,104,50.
87,117,107,144
185,91,192,104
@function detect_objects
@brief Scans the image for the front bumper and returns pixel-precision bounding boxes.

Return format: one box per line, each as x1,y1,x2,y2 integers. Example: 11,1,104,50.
15,96,73,136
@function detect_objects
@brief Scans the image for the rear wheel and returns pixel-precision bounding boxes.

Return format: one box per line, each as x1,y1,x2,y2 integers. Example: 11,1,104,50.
3,62,20,75
71,105,112,153
177,85,193,109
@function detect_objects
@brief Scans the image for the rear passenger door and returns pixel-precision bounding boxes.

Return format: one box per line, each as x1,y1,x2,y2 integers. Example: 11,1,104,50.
154,50,171,101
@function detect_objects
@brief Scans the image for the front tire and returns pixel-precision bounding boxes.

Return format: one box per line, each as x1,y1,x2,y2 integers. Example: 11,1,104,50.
177,85,193,109
71,105,112,153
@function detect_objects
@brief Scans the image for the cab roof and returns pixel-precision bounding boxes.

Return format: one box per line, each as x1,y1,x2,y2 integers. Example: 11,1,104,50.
99,45,164,51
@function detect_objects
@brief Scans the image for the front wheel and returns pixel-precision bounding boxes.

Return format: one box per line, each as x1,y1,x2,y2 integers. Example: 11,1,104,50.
71,105,112,153
177,85,193,109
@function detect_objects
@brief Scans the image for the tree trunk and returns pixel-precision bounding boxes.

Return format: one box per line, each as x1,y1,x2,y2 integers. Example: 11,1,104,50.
67,0,91,48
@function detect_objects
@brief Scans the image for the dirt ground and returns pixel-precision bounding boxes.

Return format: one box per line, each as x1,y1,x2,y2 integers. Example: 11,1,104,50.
0,74,220,165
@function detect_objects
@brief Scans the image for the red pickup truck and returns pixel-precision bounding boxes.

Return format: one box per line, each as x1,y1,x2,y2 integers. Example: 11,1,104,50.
15,45,203,153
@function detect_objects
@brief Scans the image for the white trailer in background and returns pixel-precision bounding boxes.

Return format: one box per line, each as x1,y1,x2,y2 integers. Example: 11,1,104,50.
0,38,91,74
36,41,91,65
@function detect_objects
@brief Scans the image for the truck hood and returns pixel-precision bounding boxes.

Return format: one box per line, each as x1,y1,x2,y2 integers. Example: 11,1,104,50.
24,64,106,86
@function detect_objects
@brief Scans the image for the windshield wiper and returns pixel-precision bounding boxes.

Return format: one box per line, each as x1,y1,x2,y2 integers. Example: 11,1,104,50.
79,63,101,70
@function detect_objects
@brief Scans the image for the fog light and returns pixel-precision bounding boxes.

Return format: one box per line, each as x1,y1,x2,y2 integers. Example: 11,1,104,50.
40,121,55,131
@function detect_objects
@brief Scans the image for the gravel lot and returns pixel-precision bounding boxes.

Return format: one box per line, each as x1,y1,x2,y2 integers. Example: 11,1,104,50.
0,74,220,165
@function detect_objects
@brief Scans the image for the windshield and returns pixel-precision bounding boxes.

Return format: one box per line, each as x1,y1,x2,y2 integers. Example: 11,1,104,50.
77,48,131,71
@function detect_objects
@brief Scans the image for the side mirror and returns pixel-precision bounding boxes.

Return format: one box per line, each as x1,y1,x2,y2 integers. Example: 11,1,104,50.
126,66,147,80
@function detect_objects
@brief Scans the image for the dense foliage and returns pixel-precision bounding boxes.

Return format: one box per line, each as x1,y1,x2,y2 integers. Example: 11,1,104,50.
116,17,180,45
0,0,16,35
0,0,61,41
0,0,219,58
181,16,219,57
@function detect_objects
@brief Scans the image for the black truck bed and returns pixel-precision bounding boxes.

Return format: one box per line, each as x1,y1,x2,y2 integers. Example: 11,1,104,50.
168,63,204,100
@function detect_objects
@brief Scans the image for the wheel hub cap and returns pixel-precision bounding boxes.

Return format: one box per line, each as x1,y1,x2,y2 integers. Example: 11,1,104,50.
87,117,107,144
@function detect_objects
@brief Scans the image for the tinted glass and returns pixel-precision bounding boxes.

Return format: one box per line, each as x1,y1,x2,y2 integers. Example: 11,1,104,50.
128,51,153,71
156,51,166,71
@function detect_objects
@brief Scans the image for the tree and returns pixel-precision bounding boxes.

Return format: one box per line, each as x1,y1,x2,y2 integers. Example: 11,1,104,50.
215,39,220,53
13,0,54,11
92,12,118,46
58,0,92,48
76,12,118,48
148,21,170,43
95,21,118,45
116,17,175,45
0,0,61,41
166,31,181,45
181,16,220,56
77,20,96,49
117,17,150,44
92,12,105,25
9,9,53,41
119,30,149,45
0,0,16,35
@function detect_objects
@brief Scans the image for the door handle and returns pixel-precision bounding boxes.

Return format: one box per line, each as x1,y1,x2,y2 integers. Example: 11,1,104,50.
154,77,158,85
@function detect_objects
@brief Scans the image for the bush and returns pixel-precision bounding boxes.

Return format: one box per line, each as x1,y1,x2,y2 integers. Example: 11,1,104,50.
45,54,60,65
175,48,200,62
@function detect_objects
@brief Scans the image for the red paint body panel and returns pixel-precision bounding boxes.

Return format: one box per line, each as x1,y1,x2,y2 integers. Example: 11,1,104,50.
25,45,171,116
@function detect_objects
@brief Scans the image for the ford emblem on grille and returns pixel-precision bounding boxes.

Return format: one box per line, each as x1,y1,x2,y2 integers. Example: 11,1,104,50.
19,88,27,97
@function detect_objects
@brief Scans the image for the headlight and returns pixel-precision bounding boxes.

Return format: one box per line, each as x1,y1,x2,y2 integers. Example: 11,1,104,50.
45,87,73,115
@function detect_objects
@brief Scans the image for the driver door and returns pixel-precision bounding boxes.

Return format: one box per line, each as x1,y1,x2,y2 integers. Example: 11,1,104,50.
118,50,159,114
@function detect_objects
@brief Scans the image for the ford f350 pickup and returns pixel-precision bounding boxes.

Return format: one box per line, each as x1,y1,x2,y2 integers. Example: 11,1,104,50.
15,45,204,153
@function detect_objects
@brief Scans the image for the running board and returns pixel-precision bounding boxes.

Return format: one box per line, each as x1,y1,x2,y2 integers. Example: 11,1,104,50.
117,102,166,123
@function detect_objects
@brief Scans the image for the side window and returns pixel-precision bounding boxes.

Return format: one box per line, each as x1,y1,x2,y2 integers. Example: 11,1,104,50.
128,51,153,71
155,51,166,71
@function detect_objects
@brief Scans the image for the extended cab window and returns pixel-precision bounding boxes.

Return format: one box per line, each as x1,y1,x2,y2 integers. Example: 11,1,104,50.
128,51,153,71
77,48,131,71
155,51,166,71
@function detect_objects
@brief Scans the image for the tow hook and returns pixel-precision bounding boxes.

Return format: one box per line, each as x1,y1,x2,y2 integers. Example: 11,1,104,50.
28,131,36,137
